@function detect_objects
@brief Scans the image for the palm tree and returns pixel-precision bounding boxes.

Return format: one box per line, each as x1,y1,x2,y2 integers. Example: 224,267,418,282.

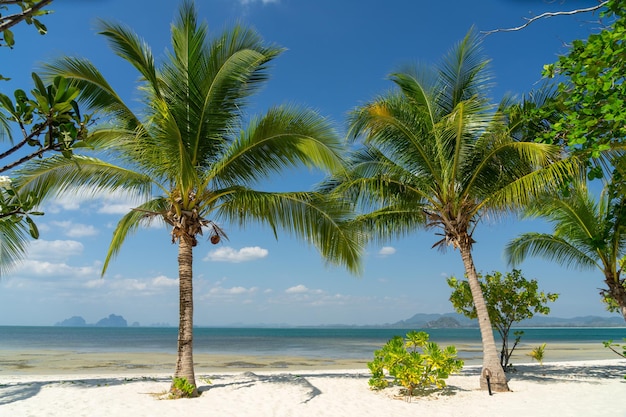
17,1,362,396
329,31,578,391
505,180,626,320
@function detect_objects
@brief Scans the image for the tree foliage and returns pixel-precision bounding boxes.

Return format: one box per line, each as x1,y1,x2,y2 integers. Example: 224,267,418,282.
448,269,558,370
368,331,463,398
0,0,51,50
0,0,91,276
541,0,625,176
506,181,626,320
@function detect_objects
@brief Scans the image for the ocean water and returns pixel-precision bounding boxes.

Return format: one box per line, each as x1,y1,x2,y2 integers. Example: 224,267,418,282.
0,326,624,361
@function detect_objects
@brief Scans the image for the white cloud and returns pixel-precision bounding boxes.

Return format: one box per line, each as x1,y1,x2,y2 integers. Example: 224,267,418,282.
152,275,179,287
239,0,278,4
45,188,145,215
210,286,258,295
46,193,87,211
285,285,323,295
82,274,179,296
285,284,309,294
16,259,98,278
28,239,84,261
50,221,99,238
378,246,396,257
203,246,268,263
98,203,134,215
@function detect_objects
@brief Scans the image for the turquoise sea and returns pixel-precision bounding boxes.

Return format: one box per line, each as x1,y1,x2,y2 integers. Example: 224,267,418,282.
1,326,624,362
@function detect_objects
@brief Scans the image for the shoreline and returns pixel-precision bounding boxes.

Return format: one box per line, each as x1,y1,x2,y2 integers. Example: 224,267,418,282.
0,340,618,375
1,359,624,417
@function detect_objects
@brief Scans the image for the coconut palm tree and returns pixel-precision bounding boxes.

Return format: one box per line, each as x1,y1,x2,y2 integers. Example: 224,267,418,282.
328,31,579,392
16,1,362,396
505,180,626,320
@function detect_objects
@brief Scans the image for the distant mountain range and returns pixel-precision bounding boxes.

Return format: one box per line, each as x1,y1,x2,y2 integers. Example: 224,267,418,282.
391,312,626,328
53,312,625,328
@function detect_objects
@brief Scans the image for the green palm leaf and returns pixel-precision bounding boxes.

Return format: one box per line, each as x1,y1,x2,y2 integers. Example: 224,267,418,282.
0,217,30,276
506,232,599,270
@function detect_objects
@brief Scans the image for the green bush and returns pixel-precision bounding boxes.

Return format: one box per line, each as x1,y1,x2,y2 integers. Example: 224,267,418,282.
368,331,464,397
528,343,547,365
170,377,196,398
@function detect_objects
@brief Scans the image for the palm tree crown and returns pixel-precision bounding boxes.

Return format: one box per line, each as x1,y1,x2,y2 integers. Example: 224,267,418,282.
17,1,362,396
506,181,626,320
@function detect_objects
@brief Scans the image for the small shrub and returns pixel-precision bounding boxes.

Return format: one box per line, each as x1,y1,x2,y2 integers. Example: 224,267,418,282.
170,377,196,398
368,330,463,398
528,343,546,365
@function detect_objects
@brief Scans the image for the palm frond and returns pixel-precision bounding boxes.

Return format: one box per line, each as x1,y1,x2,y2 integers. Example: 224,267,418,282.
103,197,170,275
476,143,582,217
351,206,427,245
0,110,11,143
0,217,30,277
347,94,442,185
96,20,160,95
14,155,154,203
505,232,599,271
217,189,363,274
437,28,492,114
212,105,343,188
41,57,135,122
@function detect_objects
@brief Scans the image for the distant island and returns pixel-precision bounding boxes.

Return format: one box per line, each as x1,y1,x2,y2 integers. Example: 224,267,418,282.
55,314,131,327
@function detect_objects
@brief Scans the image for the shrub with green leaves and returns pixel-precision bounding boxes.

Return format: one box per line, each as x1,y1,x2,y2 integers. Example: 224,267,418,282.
368,331,463,397
170,377,197,398
528,343,547,365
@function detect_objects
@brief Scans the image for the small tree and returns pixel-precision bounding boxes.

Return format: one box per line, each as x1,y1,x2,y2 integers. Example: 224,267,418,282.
368,330,464,399
448,269,558,370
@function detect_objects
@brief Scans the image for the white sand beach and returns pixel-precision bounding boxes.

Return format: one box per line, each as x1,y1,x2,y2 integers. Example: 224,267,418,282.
1,359,624,417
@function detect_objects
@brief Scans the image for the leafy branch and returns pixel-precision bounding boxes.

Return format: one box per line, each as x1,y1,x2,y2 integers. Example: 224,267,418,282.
0,72,92,173
0,0,53,47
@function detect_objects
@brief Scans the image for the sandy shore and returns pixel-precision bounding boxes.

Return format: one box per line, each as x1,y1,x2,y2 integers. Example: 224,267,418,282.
1,359,624,416
0,340,617,375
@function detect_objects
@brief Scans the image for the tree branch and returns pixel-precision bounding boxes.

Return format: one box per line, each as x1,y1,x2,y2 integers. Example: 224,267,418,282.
0,208,27,219
0,0,53,33
0,143,55,173
0,122,48,161
482,1,609,35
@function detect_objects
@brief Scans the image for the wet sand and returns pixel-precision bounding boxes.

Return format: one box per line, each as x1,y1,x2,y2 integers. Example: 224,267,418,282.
0,341,617,375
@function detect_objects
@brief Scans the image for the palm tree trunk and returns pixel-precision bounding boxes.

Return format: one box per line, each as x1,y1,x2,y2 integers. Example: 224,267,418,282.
173,237,198,397
606,274,626,321
458,241,509,392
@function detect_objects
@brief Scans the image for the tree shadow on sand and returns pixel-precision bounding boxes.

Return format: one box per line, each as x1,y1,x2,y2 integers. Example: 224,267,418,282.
201,371,326,403
458,361,625,384
510,362,625,384
0,376,171,406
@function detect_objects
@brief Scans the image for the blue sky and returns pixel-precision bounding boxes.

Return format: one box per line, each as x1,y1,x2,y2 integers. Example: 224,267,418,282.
0,0,615,326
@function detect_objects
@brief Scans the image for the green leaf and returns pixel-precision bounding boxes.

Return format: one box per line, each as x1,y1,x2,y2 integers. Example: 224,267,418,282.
25,216,39,239
0,93,15,113
3,29,15,47
31,72,47,95
33,19,48,35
